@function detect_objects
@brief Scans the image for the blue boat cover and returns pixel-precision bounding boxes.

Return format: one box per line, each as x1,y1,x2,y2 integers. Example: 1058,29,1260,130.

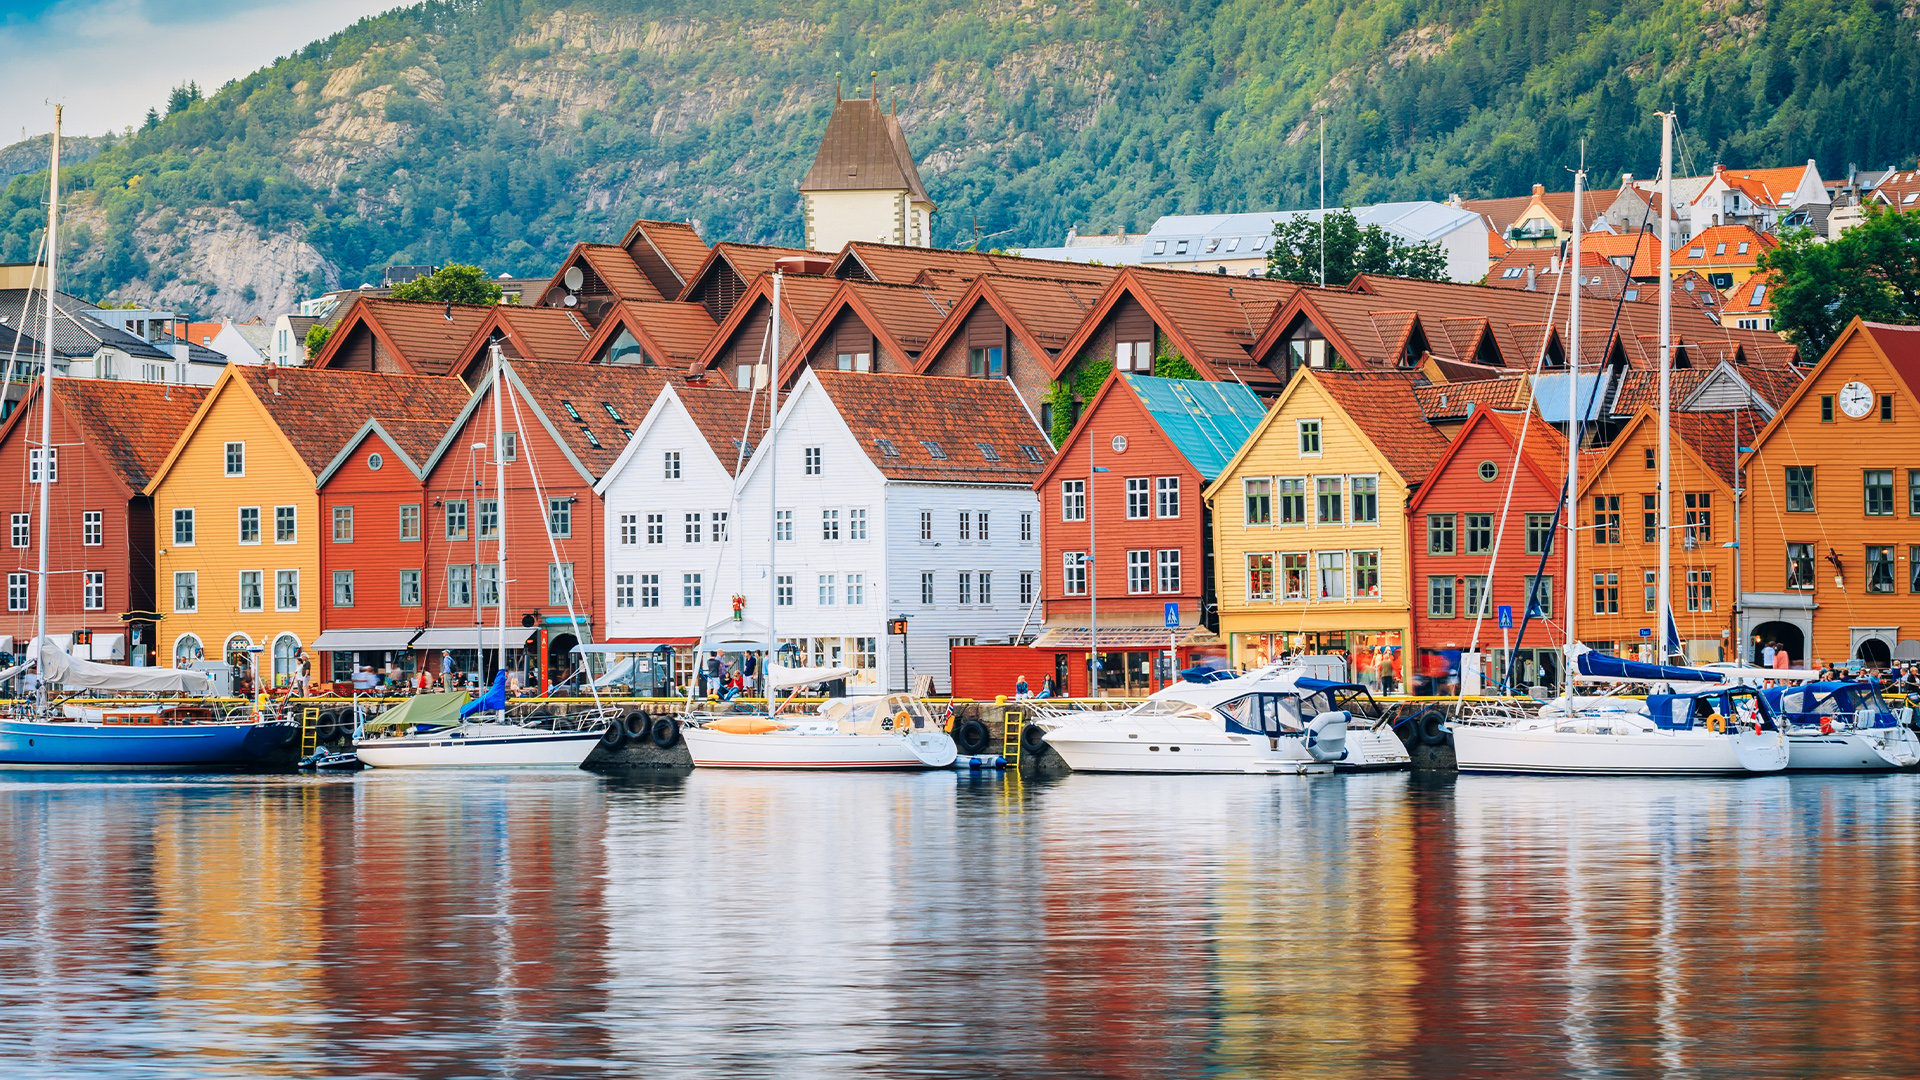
1574,650,1724,683
460,670,508,719
1294,677,1366,694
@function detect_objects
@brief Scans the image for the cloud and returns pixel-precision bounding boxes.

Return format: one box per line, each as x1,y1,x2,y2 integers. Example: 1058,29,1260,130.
0,0,408,138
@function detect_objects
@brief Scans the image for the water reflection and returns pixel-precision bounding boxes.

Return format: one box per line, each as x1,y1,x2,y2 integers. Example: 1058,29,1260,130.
0,770,1916,1077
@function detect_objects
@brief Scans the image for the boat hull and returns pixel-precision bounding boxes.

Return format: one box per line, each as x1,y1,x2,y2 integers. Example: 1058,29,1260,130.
355,726,603,769
1784,727,1920,771
0,717,298,769
1451,722,1789,775
1042,718,1405,774
680,726,957,769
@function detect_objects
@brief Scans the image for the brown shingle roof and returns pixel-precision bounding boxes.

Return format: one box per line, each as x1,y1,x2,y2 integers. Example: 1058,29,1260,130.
674,383,768,477
548,243,666,304
234,366,472,474
1482,407,1569,479
1306,369,1451,483
620,219,710,285
1413,376,1529,420
1074,268,1299,386
833,242,1123,289
508,361,679,479
810,370,1050,484
799,96,931,202
318,296,497,376
48,379,208,491
482,305,595,361
1670,409,1765,486
600,301,721,366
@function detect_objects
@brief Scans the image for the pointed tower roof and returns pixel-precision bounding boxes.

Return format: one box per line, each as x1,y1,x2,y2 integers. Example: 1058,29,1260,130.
799,93,933,204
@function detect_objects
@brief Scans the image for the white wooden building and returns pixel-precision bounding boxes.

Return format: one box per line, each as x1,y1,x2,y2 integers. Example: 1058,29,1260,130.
598,368,1052,692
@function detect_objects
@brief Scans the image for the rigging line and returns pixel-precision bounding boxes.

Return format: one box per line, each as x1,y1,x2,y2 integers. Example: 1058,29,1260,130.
2,231,49,401
500,369,607,712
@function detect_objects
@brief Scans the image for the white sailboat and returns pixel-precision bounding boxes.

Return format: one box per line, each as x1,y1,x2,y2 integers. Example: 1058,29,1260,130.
354,344,607,768
1449,118,1788,775
1766,679,1920,770
1035,659,1409,773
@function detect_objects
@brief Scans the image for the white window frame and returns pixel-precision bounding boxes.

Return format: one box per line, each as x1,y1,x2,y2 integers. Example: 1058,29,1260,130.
238,570,263,612
274,505,297,544
224,441,246,477
82,570,104,611
173,571,198,613
82,510,103,547
173,508,195,547
274,569,300,612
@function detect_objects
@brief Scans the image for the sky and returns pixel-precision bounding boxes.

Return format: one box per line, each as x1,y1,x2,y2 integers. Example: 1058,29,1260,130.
0,0,410,139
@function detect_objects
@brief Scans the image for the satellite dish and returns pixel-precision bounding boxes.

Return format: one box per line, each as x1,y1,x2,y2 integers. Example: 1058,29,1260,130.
563,266,584,291
563,294,578,308
543,287,566,306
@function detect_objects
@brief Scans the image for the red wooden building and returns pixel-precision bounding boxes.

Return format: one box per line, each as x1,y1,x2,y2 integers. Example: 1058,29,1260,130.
1405,407,1568,694
0,379,205,664
413,360,676,689
1020,372,1265,695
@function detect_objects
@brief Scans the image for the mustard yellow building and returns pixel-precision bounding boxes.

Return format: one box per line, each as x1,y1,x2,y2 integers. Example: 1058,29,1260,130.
145,367,464,687
1204,369,1450,693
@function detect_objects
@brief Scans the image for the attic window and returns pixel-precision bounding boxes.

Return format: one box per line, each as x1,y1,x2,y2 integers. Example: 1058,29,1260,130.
1906,193,1919,205
602,402,625,423
1623,289,1640,301
1253,237,1268,251
1502,267,1524,278
1153,241,1167,255
921,439,948,460
1225,237,1241,252
1714,242,1726,255
1175,240,1190,255
1018,444,1044,463
1205,238,1220,253
1751,285,1767,304
875,438,900,458
977,442,1000,462
562,400,583,422
582,428,603,449
733,438,754,457
1737,242,1750,254
1689,246,1705,258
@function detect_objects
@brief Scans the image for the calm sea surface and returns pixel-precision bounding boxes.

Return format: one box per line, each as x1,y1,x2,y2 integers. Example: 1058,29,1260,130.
0,768,1915,1079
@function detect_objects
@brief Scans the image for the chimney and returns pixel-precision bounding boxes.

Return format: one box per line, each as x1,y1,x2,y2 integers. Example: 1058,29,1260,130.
1621,172,1634,185
1524,265,1537,291
1532,183,1545,197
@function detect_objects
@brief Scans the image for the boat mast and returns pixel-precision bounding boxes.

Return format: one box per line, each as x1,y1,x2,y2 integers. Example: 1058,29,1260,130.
1563,166,1583,671
35,106,59,712
1658,111,1675,663
490,342,508,715
768,271,780,680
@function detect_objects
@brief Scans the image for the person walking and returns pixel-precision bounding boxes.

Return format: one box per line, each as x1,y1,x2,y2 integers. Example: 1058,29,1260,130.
441,650,456,688
1771,643,1791,674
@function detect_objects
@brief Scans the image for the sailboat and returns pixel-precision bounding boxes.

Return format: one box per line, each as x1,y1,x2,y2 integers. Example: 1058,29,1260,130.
0,107,299,769
676,270,957,770
1449,117,1788,775
353,344,608,768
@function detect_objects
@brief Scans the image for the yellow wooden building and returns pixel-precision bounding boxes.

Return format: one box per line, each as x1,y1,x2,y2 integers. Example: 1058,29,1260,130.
1742,318,1920,669
145,366,464,687
1203,369,1449,694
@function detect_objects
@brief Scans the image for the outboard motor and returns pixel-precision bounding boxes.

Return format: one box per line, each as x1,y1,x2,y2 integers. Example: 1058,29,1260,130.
1305,710,1349,763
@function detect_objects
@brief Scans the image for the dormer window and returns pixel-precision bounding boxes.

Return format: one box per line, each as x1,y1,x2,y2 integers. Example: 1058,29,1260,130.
1153,240,1167,255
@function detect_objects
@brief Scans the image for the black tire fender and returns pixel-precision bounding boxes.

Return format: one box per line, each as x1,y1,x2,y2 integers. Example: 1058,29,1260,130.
623,711,650,741
650,716,681,748
1021,722,1049,757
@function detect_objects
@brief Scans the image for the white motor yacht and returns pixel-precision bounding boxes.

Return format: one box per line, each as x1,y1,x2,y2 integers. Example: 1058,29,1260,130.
680,666,957,770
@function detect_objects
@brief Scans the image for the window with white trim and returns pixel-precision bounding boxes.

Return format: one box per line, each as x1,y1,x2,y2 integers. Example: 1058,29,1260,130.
620,514,639,545
817,574,836,606
1159,549,1182,593
1156,476,1180,518
82,510,102,547
83,571,104,611
1127,549,1151,593
9,572,29,612
682,573,702,608
1126,477,1150,519
239,570,263,612
614,573,635,609
275,569,299,611
399,570,421,607
638,573,660,608
224,442,245,476
173,508,195,546
9,514,26,549
549,563,575,606
173,571,197,613
1061,480,1085,522
1063,552,1088,596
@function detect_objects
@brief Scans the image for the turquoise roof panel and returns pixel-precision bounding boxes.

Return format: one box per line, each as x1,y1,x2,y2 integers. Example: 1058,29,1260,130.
1123,374,1267,480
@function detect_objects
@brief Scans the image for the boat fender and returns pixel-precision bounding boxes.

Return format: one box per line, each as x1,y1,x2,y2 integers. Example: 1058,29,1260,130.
1306,710,1350,763
649,716,681,748
318,710,342,733
953,717,993,755
1416,710,1448,747
1820,716,1834,735
1021,723,1048,757
600,721,627,749
623,711,651,740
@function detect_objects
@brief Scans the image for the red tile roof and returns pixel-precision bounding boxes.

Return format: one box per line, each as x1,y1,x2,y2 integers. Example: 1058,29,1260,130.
1674,225,1776,270
1721,270,1776,317
832,242,1124,289
37,379,208,491
315,296,498,376
1704,165,1811,210
693,273,850,378
540,243,666,305
673,383,768,477
1669,409,1766,486
234,366,473,474
915,273,1115,370
620,219,710,286
1305,369,1452,483
1863,320,1920,404
1873,163,1920,211
1460,186,1610,237
1054,267,1299,386
810,370,1051,484
1413,376,1530,420
597,300,721,367
474,304,595,361
507,360,679,480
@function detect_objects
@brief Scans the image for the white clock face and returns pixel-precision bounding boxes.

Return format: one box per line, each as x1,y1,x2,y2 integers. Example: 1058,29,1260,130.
1839,380,1875,419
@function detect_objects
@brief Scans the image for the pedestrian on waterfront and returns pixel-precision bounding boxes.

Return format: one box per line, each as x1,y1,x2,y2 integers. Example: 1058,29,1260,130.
21,666,39,699
352,664,376,695
1015,674,1030,698
441,650,456,687
1761,641,1778,668
294,649,311,695
1038,675,1056,699
1771,643,1791,674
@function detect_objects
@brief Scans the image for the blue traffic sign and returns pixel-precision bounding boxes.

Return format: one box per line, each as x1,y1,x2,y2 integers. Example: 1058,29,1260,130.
1639,627,1653,638
1164,602,1180,628
1496,605,1513,629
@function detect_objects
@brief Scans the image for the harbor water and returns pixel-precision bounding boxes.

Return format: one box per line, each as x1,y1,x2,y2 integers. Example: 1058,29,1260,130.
1,769,1916,1078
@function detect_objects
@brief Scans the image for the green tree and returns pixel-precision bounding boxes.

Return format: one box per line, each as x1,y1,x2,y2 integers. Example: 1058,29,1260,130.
1763,208,1920,358
1264,211,1449,285
304,322,332,361
387,263,503,305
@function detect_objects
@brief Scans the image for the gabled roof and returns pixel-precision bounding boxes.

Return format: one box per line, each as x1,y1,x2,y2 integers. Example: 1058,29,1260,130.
538,242,665,306
1413,375,1530,421
235,366,471,475
1721,270,1777,317
1579,406,1755,496
1702,165,1813,210
1305,370,1452,484
1048,267,1300,385
1461,185,1609,236
692,272,846,377
1746,319,1920,461
317,413,468,487
830,242,1120,288
1406,406,1566,514
462,304,595,363
578,300,721,370
0,379,207,495
914,272,1115,371
311,295,496,376
795,370,1047,484
0,289,213,363
792,279,959,372
1122,374,1266,480
1871,162,1920,210
799,94,932,203
619,219,710,294
676,383,769,478
429,360,679,484
1675,225,1776,269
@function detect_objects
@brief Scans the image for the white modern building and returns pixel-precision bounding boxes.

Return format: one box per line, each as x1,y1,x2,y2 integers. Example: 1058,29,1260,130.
598,368,1051,693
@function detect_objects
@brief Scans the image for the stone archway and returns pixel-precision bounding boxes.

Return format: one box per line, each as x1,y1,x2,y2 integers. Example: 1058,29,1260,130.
1751,621,1805,667
1857,637,1893,668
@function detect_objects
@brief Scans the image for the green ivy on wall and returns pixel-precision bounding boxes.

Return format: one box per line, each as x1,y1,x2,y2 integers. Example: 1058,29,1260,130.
1048,354,1114,446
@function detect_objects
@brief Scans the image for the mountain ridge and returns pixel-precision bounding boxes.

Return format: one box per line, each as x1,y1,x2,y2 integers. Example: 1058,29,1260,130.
2,0,1916,318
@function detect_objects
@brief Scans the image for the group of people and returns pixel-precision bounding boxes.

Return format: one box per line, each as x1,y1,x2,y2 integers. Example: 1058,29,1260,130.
1012,674,1057,699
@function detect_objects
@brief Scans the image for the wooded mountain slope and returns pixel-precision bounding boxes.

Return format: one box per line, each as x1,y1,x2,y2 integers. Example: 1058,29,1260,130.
3,0,1916,316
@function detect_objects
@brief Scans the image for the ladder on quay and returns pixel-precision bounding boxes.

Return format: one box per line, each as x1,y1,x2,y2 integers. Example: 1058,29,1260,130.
1001,707,1025,766
298,705,320,758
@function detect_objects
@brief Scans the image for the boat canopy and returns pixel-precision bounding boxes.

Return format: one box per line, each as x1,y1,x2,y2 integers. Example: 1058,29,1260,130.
363,691,467,732
768,663,857,691
0,637,214,694
1572,645,1724,684
1762,680,1898,728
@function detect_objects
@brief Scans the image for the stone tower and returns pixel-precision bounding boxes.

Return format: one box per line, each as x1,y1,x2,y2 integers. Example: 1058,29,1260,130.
799,85,935,252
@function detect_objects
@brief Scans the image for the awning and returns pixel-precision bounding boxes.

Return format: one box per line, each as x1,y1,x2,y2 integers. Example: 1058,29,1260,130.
412,626,535,650
311,628,420,651
1031,626,1222,649
573,641,683,655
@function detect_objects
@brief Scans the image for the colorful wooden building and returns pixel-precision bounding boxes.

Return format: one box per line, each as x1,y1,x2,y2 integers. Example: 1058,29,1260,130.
1205,369,1450,693
0,379,205,664
1741,319,1920,669
146,367,469,686
309,297,495,376
1032,373,1265,695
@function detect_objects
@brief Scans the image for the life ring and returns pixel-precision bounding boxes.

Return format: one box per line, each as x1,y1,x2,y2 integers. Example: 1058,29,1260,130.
623,711,651,741
600,721,627,749
650,716,681,748
953,717,993,755
893,710,913,732
1021,723,1049,757
1705,713,1727,734
1416,710,1449,747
